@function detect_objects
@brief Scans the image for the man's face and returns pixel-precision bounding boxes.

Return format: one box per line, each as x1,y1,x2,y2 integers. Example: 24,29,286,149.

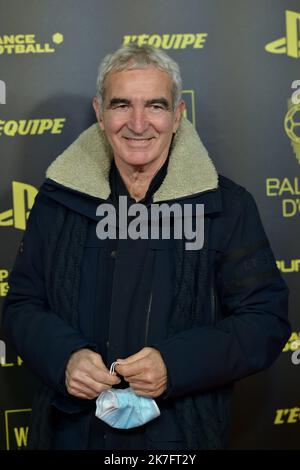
94,66,185,170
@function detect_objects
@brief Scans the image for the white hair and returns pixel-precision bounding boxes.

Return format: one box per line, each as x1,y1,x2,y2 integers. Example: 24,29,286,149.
96,43,182,110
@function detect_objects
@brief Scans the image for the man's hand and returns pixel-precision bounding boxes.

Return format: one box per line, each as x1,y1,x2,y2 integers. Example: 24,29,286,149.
65,348,120,399
115,347,167,398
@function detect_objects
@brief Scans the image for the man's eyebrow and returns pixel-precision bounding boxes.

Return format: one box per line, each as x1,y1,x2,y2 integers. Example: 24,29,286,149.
108,98,130,107
108,97,171,109
146,98,170,108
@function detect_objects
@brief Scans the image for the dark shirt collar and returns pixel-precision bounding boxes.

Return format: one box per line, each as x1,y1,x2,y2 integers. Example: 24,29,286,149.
109,155,170,207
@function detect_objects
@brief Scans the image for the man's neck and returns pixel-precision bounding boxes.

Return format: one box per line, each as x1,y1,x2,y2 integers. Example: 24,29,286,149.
114,156,168,202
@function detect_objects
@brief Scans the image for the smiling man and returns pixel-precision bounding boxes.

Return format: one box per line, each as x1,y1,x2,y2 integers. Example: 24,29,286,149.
2,44,290,450
93,64,184,201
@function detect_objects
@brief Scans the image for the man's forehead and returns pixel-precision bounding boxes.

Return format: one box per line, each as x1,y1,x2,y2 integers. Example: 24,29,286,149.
104,66,172,93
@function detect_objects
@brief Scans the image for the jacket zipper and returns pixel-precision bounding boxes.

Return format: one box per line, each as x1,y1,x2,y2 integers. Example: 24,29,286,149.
211,283,217,325
144,291,153,346
142,192,218,345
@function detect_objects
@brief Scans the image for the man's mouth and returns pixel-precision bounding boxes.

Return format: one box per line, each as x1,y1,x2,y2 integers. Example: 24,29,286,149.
122,136,155,146
123,137,154,142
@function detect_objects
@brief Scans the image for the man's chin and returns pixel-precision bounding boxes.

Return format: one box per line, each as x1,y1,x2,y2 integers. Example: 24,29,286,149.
118,153,156,168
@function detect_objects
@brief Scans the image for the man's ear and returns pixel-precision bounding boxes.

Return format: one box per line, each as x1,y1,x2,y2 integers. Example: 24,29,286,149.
173,100,186,133
93,97,105,130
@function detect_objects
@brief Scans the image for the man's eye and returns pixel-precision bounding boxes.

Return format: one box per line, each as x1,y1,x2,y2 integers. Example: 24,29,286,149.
114,104,129,110
150,105,164,111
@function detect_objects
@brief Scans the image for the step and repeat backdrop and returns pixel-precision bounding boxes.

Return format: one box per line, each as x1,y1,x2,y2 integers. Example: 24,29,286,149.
0,0,299,450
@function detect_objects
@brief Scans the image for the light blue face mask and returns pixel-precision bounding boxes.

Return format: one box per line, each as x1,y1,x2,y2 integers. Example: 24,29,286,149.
95,362,160,429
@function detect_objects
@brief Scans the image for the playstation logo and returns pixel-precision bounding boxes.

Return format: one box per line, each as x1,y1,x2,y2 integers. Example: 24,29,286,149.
0,79,6,104
0,181,37,231
265,10,300,58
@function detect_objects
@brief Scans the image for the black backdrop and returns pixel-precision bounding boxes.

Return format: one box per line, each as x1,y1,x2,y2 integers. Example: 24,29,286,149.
0,0,299,450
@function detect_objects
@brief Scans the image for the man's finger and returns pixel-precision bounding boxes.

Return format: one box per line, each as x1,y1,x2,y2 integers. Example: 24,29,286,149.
126,376,148,384
115,358,145,378
74,374,119,394
89,364,121,386
116,348,150,365
131,389,153,397
129,381,155,392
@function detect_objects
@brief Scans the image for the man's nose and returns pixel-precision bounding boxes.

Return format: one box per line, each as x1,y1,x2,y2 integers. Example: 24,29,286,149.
127,108,148,134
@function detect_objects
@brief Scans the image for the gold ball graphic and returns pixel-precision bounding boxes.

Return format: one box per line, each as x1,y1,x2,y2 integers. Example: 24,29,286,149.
52,33,64,45
284,105,300,143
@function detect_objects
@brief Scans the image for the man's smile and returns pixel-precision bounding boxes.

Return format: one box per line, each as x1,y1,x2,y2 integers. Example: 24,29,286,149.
122,136,155,146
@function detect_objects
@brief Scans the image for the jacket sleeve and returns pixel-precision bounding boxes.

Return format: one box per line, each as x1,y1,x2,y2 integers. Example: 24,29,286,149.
1,192,97,394
156,189,291,398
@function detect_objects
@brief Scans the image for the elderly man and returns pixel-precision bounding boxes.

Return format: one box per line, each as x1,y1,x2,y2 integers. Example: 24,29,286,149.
2,44,290,450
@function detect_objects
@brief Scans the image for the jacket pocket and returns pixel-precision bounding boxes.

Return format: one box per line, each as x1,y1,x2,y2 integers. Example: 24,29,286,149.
145,404,184,442
51,394,93,414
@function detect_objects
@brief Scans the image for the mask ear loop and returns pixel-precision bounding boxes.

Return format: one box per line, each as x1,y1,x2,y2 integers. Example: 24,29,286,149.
109,361,120,375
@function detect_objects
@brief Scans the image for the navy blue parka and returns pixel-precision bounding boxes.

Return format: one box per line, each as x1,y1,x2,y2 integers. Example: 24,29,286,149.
2,118,290,449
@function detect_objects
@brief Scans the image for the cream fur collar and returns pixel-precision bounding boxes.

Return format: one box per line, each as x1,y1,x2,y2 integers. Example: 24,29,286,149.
46,117,218,202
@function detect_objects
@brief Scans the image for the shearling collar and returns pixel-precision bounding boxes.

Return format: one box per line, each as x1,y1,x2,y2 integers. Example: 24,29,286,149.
46,117,218,202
